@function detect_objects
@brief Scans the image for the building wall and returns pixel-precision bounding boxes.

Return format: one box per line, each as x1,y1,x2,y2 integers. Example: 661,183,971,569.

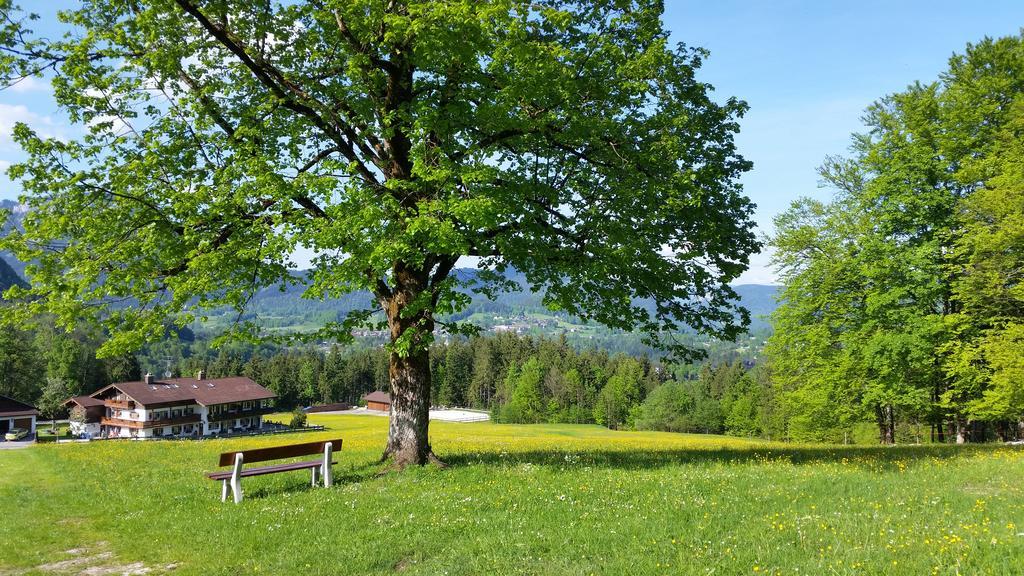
69,420,101,438
367,401,390,412
99,398,270,439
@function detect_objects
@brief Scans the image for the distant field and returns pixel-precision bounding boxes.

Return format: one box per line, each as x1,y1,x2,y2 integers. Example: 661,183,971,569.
1,415,1022,575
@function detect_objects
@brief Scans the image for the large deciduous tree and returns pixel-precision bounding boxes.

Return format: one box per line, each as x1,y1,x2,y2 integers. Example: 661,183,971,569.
768,34,1024,444
0,0,757,466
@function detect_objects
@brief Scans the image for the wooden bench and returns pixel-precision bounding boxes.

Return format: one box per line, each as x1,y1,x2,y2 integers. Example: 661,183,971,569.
206,438,342,503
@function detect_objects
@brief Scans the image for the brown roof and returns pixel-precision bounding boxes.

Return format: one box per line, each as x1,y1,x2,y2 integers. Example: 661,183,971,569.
64,395,105,408
363,391,391,404
0,395,39,418
91,376,276,407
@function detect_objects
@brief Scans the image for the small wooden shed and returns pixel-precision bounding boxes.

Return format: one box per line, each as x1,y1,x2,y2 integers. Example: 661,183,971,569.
363,391,392,412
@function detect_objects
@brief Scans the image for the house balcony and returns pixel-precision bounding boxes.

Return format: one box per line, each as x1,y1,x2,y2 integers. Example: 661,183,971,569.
101,416,145,429
146,414,202,428
207,406,275,421
101,414,201,429
105,399,135,409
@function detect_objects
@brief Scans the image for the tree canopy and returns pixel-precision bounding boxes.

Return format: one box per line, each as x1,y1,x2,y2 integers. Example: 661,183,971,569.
768,33,1024,443
0,0,756,356
0,0,758,464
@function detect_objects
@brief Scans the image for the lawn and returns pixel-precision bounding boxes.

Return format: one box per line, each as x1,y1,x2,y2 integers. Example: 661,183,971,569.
1,414,1022,575
32,422,70,444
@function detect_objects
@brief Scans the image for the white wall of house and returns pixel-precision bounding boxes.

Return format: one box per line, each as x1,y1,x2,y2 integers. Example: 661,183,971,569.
69,420,100,438
107,405,151,421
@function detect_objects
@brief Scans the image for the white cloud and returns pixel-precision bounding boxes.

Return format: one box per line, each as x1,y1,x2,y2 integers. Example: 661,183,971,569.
87,114,132,136
6,76,50,94
0,103,63,149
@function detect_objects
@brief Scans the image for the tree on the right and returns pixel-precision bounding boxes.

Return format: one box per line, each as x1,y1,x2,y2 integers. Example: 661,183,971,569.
769,33,1024,443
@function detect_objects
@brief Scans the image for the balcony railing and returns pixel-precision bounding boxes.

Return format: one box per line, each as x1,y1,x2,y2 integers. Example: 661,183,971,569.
105,399,135,409
208,406,275,421
146,414,201,428
101,414,201,429
100,416,144,429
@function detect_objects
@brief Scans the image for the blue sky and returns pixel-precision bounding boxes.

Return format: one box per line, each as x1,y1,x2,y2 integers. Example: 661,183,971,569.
1,1,1022,283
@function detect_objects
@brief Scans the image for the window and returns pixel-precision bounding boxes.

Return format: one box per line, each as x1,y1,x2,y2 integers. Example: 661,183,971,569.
171,426,180,434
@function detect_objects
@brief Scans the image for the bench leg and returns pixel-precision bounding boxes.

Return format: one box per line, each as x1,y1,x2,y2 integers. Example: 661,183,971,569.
323,442,333,488
311,466,320,487
231,453,244,504
221,479,228,502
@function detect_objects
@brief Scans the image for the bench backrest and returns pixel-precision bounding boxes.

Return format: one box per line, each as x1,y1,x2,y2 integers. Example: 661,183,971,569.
218,438,343,466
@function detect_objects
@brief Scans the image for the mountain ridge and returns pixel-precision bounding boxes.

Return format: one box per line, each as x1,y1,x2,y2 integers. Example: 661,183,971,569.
0,201,780,335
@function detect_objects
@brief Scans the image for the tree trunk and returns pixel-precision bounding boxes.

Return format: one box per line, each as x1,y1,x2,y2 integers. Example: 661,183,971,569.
955,417,966,444
877,405,895,444
378,261,444,469
383,347,433,467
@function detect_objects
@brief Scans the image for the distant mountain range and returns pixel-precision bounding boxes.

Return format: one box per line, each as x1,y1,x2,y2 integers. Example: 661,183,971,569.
200,267,779,336
0,199,27,279
0,199,780,334
0,257,25,293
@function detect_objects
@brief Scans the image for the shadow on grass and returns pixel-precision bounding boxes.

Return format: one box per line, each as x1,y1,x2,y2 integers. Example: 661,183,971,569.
436,443,1022,473
225,444,1024,500
238,462,383,500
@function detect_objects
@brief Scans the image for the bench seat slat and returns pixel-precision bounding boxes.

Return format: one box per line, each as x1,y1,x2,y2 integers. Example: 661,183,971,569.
217,438,343,466
206,459,337,480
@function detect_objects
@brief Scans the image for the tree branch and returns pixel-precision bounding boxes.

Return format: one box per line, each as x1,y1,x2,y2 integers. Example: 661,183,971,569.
172,0,382,188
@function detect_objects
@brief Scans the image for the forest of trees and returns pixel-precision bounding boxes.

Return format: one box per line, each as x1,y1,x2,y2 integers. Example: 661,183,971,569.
768,34,1024,444
3,308,1020,444
0,322,793,441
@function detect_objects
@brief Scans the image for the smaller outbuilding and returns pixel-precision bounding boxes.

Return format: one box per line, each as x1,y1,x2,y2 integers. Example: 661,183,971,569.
0,395,38,437
363,391,392,412
64,395,105,438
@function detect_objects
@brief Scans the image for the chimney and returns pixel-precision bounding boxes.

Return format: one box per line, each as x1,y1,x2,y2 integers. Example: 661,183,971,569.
197,369,205,381
144,373,153,385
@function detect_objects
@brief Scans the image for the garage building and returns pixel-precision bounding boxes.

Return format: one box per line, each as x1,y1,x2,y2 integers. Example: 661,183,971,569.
0,395,38,436
363,391,392,412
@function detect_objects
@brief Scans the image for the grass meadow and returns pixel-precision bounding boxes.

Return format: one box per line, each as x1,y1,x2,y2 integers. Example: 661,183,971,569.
1,414,1023,575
